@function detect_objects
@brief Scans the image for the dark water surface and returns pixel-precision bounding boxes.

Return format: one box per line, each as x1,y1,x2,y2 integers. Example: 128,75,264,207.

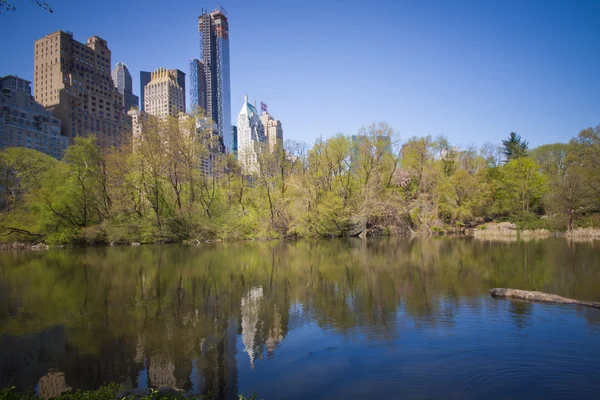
1,238,600,399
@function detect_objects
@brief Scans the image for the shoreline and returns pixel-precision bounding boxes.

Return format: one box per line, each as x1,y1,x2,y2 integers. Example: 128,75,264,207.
2,225,600,252
472,223,600,241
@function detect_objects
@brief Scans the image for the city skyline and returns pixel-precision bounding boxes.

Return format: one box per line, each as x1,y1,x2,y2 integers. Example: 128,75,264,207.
0,0,598,148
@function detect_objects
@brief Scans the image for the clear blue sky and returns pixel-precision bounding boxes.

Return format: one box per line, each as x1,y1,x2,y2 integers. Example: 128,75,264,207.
1,0,598,148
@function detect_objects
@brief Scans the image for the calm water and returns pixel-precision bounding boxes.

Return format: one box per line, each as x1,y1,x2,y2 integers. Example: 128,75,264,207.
1,238,600,399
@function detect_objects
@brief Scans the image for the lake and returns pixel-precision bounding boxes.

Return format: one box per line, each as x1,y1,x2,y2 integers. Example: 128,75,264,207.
1,237,600,399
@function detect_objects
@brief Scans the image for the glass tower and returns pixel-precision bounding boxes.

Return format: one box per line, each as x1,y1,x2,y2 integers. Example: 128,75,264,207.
189,59,206,113
198,6,232,153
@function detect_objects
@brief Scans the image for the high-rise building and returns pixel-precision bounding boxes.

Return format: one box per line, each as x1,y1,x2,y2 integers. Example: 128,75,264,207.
143,68,186,118
33,30,128,145
232,125,237,153
259,112,283,152
237,95,284,174
198,6,232,153
127,108,151,146
139,71,151,112
0,75,68,159
189,59,206,113
174,69,186,111
236,95,265,174
112,62,139,113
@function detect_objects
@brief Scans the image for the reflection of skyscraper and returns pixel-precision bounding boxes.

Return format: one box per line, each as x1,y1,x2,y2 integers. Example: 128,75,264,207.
241,287,263,369
38,371,71,400
0,326,67,390
149,354,176,388
198,6,232,152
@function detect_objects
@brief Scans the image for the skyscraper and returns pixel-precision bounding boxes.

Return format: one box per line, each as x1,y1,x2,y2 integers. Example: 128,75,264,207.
259,111,283,152
236,95,265,174
112,62,139,113
33,30,128,145
189,59,206,113
0,75,68,159
198,6,232,153
139,71,151,112
237,95,284,174
143,68,186,118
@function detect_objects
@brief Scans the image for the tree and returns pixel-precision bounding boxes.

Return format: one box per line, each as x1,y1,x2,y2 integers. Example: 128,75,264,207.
0,148,57,239
1,0,52,13
480,142,503,168
0,147,56,211
499,157,547,215
575,125,600,202
502,132,529,161
530,143,568,179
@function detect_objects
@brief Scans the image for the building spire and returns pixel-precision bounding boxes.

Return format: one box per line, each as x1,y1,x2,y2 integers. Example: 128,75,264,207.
244,94,248,104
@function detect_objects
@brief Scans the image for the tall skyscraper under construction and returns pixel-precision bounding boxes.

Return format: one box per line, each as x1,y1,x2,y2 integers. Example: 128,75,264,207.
194,6,232,153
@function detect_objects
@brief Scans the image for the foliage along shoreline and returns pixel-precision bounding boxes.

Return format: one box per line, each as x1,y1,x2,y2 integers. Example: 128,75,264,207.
0,384,259,399
1,116,599,248
3,225,600,252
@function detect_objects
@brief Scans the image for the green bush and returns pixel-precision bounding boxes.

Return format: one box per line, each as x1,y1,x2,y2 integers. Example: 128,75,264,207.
78,225,109,245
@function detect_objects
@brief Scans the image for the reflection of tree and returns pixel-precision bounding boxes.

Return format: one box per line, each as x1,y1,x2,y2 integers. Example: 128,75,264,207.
1,238,600,392
266,306,283,358
509,301,533,329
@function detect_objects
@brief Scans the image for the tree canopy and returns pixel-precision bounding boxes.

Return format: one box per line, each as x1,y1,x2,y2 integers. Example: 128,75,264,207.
1,119,599,243
502,132,529,161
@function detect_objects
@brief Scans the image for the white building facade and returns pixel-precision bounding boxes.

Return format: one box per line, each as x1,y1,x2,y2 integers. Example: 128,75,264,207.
236,95,265,174
144,68,185,119
236,95,283,175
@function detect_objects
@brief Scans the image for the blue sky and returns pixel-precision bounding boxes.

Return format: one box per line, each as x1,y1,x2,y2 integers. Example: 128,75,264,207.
1,0,598,148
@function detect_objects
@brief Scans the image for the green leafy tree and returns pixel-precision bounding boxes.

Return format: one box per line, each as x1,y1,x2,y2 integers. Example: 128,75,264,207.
499,157,547,215
575,125,600,203
0,148,56,239
0,147,56,211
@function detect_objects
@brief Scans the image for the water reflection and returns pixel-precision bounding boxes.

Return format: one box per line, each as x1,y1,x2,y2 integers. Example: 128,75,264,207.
0,237,599,399
38,371,71,400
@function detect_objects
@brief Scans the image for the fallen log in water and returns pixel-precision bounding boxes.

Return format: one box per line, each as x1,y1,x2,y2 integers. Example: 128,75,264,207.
489,288,600,309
